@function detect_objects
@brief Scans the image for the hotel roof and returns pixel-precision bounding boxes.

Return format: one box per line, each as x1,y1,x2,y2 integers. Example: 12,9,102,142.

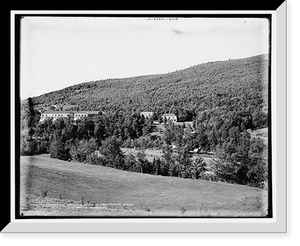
42,111,100,115
162,113,177,116
42,111,70,114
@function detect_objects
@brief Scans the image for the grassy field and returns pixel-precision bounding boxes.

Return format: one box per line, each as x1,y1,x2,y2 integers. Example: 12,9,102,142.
20,155,268,217
121,148,215,165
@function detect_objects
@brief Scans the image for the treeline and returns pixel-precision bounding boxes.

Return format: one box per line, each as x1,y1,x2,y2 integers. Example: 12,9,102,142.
21,97,267,188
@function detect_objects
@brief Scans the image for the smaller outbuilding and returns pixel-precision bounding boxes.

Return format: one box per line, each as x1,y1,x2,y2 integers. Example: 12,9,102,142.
162,113,177,123
140,111,154,119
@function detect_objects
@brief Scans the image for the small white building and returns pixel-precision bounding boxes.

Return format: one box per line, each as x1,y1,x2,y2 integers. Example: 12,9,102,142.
140,111,154,119
162,113,177,123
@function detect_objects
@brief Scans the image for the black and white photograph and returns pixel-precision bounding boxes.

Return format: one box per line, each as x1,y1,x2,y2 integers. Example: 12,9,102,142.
5,0,289,235
7,4,288,234
18,14,271,218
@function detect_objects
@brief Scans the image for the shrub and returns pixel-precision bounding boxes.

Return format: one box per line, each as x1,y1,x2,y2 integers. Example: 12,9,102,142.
136,150,152,173
190,157,207,179
246,156,267,188
49,135,70,161
20,138,37,156
69,138,98,163
88,151,106,165
122,138,134,148
212,155,267,188
212,158,240,184
36,140,50,154
124,153,137,172
99,136,125,169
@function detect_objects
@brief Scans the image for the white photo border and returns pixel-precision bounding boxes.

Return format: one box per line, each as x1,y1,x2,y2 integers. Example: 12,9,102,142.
5,5,287,232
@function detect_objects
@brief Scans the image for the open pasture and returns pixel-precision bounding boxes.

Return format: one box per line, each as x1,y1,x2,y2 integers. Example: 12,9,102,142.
20,155,268,217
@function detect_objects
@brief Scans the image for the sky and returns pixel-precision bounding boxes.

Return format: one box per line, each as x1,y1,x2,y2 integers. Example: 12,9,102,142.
20,17,269,99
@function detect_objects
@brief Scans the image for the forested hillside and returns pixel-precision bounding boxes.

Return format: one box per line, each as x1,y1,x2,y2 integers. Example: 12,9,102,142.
21,54,269,188
31,54,269,127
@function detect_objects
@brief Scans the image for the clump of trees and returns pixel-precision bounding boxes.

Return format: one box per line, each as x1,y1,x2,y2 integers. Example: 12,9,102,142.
20,102,154,157
160,121,267,188
212,132,267,188
70,138,98,163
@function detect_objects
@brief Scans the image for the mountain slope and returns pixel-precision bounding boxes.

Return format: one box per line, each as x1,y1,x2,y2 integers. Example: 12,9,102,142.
30,54,269,120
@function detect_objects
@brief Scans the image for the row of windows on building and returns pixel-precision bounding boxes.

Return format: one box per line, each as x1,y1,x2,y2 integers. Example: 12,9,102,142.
40,111,99,122
40,111,178,123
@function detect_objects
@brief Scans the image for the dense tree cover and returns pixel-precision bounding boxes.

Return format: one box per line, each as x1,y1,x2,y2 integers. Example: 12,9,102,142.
70,138,98,163
212,134,267,188
161,122,267,187
20,98,41,155
159,137,209,180
30,54,268,127
21,111,152,154
20,55,269,188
